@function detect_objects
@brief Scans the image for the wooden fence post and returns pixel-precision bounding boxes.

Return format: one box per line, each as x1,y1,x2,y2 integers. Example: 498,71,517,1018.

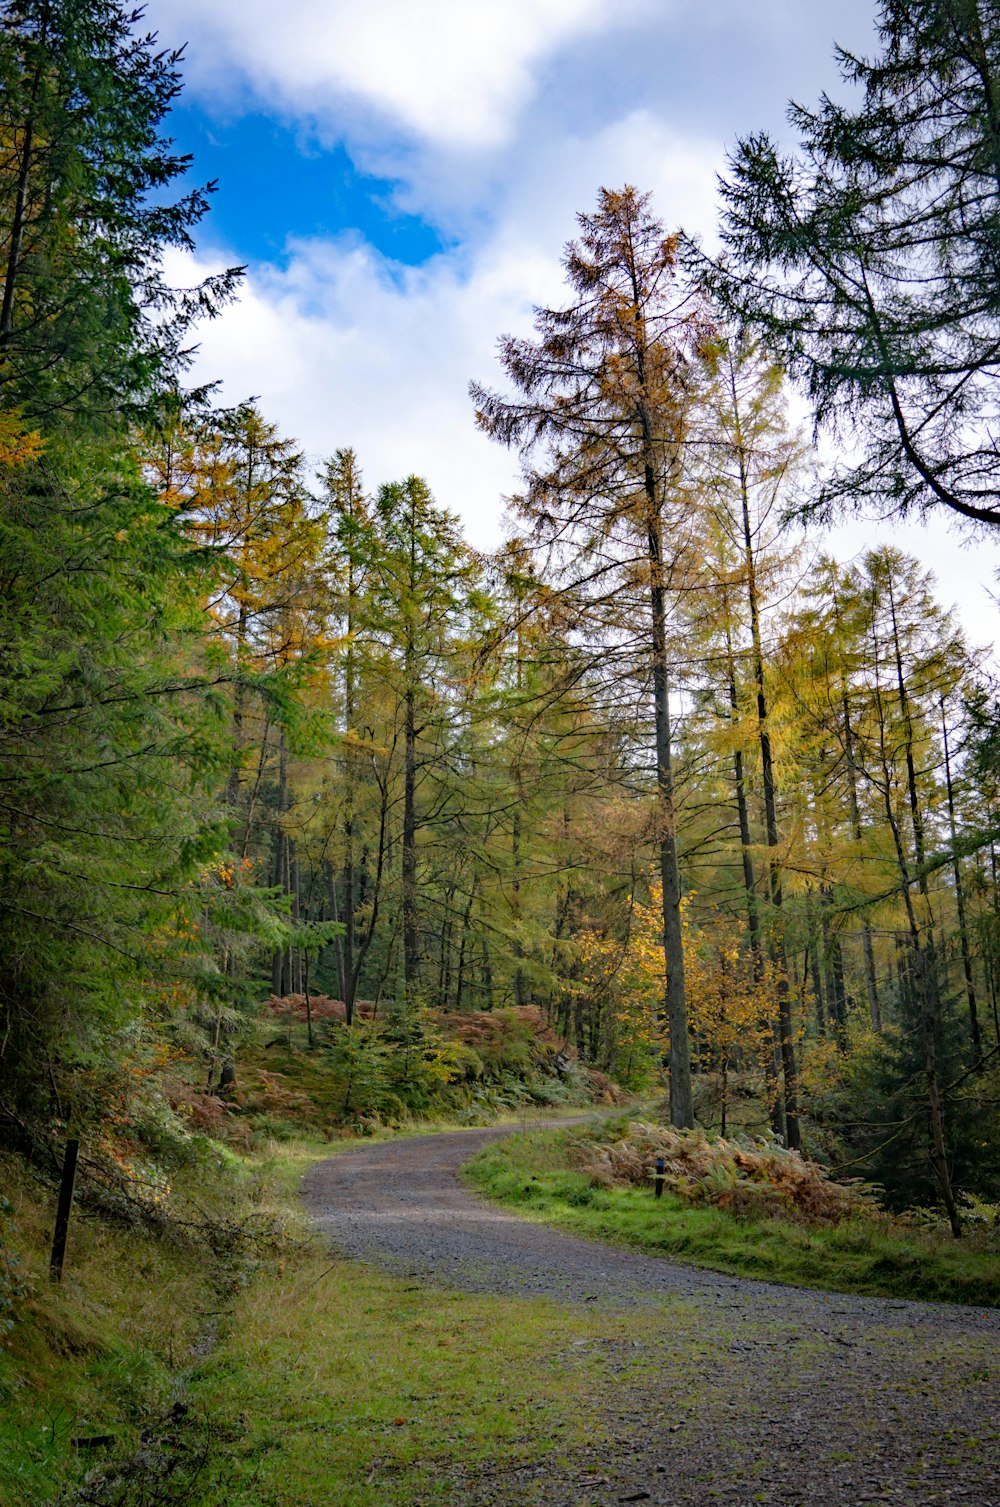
50,1138,80,1282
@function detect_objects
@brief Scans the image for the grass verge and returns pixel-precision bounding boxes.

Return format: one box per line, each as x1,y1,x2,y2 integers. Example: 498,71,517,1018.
177,1133,640,1505
0,1145,250,1506
463,1128,1000,1308
0,1125,636,1506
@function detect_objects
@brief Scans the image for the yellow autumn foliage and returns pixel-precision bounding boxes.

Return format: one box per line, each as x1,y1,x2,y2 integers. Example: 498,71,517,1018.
574,880,782,1087
0,409,43,471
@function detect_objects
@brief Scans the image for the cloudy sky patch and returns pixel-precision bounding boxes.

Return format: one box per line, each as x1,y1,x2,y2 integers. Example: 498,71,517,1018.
154,0,998,643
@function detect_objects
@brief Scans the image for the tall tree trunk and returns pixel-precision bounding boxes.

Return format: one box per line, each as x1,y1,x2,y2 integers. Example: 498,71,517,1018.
303,950,313,1049
271,737,289,996
226,602,249,810
454,883,476,1011
511,804,525,1006
240,715,272,860
727,614,782,1135
345,771,390,1023
0,38,42,344
481,935,495,1012
511,626,526,1007
343,568,357,1012
872,636,960,1235
812,763,846,1037
884,579,960,1220
573,995,586,1057
941,696,981,1056
646,501,693,1128
836,645,881,1029
802,934,824,1036
289,849,302,996
887,578,928,889
739,462,799,1147
438,912,453,1008
820,885,847,1035
725,621,762,963
270,737,299,1000
327,863,348,1006
402,680,418,1003
628,253,693,1127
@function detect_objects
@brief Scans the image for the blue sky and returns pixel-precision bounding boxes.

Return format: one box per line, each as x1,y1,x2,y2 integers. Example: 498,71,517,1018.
162,0,877,270
154,0,996,644
167,103,448,266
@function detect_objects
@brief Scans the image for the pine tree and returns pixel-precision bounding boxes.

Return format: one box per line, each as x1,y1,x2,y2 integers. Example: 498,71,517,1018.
473,186,708,1127
0,0,239,431
0,1,240,1140
704,0,1000,528
699,335,810,1146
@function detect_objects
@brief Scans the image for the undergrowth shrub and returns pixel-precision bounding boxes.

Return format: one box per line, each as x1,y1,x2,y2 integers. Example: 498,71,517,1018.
568,1121,876,1224
832,1014,1000,1212
240,1002,609,1130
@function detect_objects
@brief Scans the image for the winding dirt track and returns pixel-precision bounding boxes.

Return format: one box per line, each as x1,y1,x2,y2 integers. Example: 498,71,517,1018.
302,1124,1000,1506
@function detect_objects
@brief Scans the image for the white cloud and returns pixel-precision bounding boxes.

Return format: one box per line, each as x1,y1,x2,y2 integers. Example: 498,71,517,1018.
164,86,999,649
168,233,538,543
168,112,724,545
156,0,653,150
823,516,1000,655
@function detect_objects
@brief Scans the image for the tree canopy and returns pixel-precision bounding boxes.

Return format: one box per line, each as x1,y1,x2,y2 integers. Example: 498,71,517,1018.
702,0,1000,529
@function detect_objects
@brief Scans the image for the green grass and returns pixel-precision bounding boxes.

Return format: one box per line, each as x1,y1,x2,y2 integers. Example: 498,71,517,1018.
185,1245,635,1505
0,1130,636,1506
6,1121,1000,1505
463,1129,1000,1308
170,1133,638,1505
0,1150,225,1505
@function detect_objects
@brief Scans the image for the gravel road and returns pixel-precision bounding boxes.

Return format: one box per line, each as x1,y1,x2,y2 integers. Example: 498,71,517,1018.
302,1123,1000,1507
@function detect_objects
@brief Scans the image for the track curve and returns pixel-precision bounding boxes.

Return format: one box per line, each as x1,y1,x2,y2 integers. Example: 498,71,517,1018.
301,1123,1000,1505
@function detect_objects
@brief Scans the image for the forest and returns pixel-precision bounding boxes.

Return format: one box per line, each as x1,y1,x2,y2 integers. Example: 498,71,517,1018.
6,2,1000,1502
2,0,1000,1251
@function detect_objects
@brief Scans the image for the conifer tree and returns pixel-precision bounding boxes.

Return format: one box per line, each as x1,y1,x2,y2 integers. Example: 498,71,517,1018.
699,336,810,1145
355,477,480,1011
473,186,707,1127
0,0,238,429
0,1,240,1137
704,0,1000,528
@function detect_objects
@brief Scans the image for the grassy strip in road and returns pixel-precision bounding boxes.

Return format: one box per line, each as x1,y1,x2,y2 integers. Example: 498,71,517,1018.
187,1241,626,1504
463,1129,1000,1308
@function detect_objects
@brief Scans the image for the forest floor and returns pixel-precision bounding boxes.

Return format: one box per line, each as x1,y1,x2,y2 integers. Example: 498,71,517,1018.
298,1126,1000,1507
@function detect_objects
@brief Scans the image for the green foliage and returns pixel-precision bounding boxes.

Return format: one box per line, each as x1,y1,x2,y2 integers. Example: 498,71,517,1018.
0,0,239,430
834,995,1000,1211
323,1028,397,1125
705,0,1000,528
0,436,233,1135
234,1004,591,1134
0,0,246,1147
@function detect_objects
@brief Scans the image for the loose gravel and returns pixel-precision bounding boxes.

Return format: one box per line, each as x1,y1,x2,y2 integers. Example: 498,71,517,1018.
302,1123,1000,1506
